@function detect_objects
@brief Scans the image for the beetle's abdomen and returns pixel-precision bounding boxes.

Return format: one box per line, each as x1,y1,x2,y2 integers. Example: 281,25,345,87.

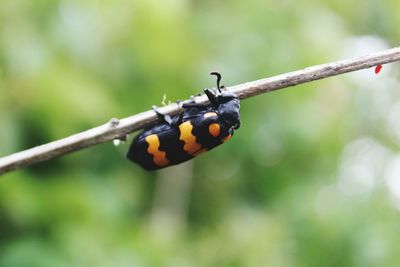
127,125,187,170
127,112,233,170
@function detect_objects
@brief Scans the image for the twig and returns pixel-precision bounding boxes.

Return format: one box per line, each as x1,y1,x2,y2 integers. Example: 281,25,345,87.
1,47,400,175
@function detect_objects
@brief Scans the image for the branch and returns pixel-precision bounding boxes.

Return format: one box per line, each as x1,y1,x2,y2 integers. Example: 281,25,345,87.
1,47,400,175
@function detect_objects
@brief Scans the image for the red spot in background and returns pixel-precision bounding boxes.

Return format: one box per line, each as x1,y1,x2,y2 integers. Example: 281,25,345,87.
375,64,382,74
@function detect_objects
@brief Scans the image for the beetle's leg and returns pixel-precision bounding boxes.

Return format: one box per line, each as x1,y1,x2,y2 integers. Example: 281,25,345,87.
152,105,173,126
182,102,209,108
171,113,183,125
204,88,218,107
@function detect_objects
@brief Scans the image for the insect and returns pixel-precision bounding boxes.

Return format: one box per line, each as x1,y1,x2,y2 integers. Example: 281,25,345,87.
127,72,240,170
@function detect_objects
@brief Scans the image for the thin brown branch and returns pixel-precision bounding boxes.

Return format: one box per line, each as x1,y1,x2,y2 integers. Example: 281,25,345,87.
1,47,400,175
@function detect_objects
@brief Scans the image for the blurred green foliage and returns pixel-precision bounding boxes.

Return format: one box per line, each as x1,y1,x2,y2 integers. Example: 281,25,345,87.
1,0,400,266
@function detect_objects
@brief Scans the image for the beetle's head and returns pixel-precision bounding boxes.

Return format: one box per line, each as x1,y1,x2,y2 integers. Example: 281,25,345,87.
217,91,240,129
207,72,241,129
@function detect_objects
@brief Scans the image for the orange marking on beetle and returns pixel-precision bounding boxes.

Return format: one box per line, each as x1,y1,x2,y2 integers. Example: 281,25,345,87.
221,134,232,143
209,123,220,137
145,134,169,167
203,112,217,118
179,121,202,154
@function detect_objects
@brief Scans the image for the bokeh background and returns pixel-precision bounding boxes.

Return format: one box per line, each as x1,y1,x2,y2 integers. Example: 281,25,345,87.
1,0,400,266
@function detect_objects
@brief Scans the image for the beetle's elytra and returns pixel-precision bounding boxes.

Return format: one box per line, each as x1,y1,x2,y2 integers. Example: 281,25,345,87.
127,72,241,170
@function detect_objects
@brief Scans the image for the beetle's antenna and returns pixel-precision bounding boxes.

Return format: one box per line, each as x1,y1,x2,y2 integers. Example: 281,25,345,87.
210,72,222,93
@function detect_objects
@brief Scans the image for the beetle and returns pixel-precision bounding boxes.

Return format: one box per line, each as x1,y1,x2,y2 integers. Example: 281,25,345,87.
127,72,240,170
